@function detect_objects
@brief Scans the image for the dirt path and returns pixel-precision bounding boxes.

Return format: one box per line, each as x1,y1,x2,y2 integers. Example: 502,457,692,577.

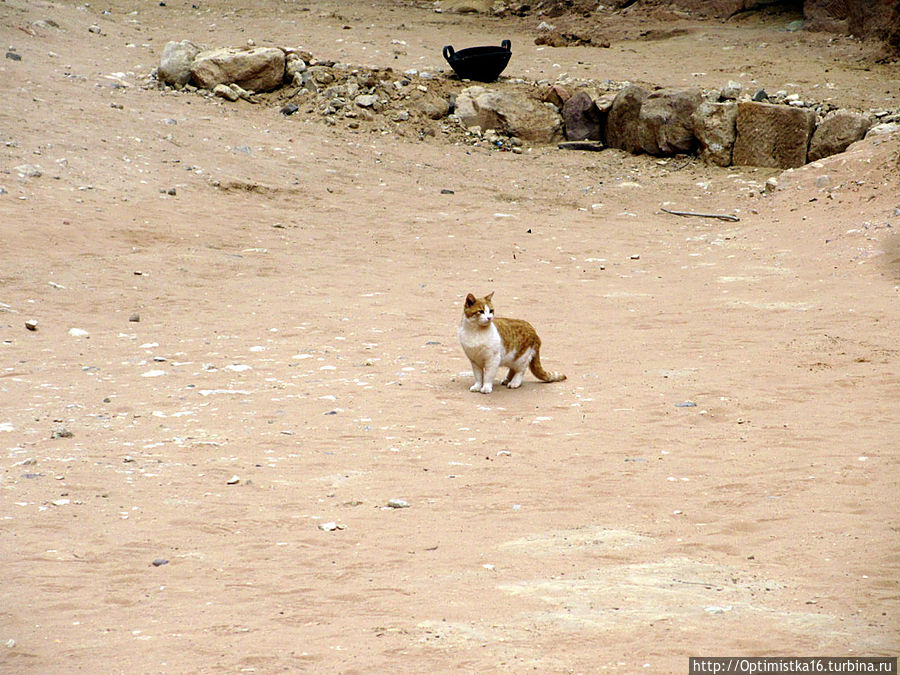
1,1,898,672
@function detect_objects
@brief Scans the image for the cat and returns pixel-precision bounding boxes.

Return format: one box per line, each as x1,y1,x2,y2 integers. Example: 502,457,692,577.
458,292,566,394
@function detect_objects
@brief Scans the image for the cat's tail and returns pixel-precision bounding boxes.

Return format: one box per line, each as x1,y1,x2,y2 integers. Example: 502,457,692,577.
530,350,566,383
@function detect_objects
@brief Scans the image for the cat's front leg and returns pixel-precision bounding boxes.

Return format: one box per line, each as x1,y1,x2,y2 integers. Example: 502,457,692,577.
480,358,500,394
469,362,484,392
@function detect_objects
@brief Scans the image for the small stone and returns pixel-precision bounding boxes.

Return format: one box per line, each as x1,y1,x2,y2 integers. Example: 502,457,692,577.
226,475,240,485
752,89,768,102
318,521,341,531
4,639,15,649
88,24,101,34
213,83,239,101
280,103,299,116
387,499,410,509
354,94,378,108
6,51,22,62
12,457,36,467
675,401,697,408
25,319,38,331
166,187,176,196
151,558,169,567
123,456,135,463
765,177,778,193
51,498,70,506
51,426,73,439
440,189,455,195
68,327,89,338
129,313,140,322
629,254,640,260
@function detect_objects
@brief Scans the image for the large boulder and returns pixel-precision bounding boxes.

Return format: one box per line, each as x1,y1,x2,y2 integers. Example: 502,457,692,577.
606,85,648,154
190,47,286,93
637,88,702,155
563,90,603,142
455,86,563,143
808,110,874,161
158,40,201,87
692,101,738,166
732,102,816,169
805,0,900,48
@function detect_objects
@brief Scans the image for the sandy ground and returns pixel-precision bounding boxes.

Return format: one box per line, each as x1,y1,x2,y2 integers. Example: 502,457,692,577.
1,1,898,672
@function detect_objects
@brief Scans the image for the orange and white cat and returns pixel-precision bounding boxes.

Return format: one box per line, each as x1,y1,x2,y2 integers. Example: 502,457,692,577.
458,292,566,394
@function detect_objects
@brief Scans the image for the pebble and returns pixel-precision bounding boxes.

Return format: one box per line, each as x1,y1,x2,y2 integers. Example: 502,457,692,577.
151,558,169,567
51,425,73,438
88,24,101,34
129,313,140,322
318,521,342,531
6,51,22,62
281,103,299,116
4,639,15,649
68,327,89,338
51,499,70,506
25,319,38,331
387,499,410,509
226,475,240,485
630,254,641,260
675,401,697,408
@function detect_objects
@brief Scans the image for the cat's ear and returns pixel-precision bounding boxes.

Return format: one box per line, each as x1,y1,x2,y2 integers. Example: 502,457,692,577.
485,291,494,302
465,293,476,307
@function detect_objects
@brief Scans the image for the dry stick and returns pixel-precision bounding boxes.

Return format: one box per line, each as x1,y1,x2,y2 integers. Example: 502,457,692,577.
661,207,740,222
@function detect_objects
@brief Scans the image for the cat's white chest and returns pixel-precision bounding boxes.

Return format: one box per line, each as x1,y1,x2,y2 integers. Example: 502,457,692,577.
458,319,502,366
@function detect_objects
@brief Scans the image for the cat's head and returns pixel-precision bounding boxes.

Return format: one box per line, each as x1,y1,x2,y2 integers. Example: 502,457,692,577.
463,292,494,327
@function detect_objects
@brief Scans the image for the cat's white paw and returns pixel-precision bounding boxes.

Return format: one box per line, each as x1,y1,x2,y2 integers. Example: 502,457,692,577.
469,383,482,392
506,380,522,389
479,384,493,394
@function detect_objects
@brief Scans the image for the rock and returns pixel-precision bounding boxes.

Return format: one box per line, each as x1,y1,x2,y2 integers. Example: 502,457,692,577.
191,47,285,92
226,475,240,485
128,313,140,322
6,51,22,62
88,24,101,34
213,83,239,101
284,55,307,84
808,110,874,161
318,521,342,531
563,90,602,142
151,558,169,566
605,85,648,154
721,80,742,100
387,499,410,508
540,84,572,109
732,102,816,169
409,92,450,120
354,94,379,108
25,319,38,331
51,426,73,439
281,103,299,116
752,89,768,102
158,40,201,87
558,140,605,151
692,101,738,166
638,88,703,156
804,0,900,46
454,86,563,144
68,327,89,338
867,122,900,137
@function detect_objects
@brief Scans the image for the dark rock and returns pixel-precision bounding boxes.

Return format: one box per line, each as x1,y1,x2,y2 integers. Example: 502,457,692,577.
563,90,603,142
280,102,299,115
6,51,22,62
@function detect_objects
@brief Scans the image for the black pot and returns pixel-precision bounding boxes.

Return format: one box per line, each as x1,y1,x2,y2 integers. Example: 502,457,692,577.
443,40,511,82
